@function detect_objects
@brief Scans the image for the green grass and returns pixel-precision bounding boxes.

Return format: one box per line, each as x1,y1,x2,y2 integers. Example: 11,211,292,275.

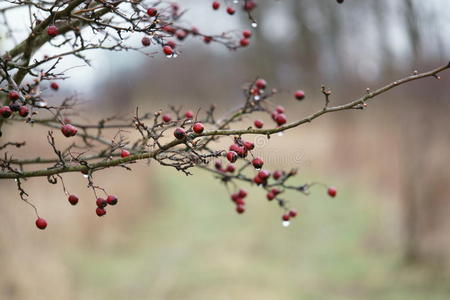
67,168,450,300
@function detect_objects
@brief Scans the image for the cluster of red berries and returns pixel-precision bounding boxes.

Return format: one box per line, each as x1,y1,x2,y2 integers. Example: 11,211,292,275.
212,1,256,13
230,189,248,214
226,139,255,163
47,25,59,37
95,195,118,217
1,91,29,119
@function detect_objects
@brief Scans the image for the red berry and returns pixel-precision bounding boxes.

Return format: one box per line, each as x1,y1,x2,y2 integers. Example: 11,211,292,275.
212,1,220,10
9,102,20,112
266,192,275,201
121,150,130,158
47,25,58,37
193,122,204,134
96,207,107,217
271,188,281,195
174,128,186,139
226,151,238,163
255,79,267,90
68,194,79,205
162,114,172,123
229,143,240,153
243,141,254,150
147,8,157,16
273,170,282,180
243,30,252,39
96,197,107,208
50,82,59,90
162,25,176,34
289,210,297,218
294,90,305,100
275,105,285,114
226,165,236,173
240,38,250,47
203,36,212,44
282,214,290,221
252,157,264,169
176,29,187,40
8,90,19,100
258,170,270,180
254,120,264,128
226,7,235,15
244,0,256,11
35,217,47,230
185,110,194,119
61,124,78,137
235,198,245,206
235,146,248,158
238,189,248,198
141,36,151,46
253,175,263,185
0,106,12,118
19,106,29,117
166,40,177,49
163,45,173,56
214,160,222,170
236,204,245,214
275,113,287,126
106,195,118,205
231,193,240,202
327,187,337,197
191,27,199,35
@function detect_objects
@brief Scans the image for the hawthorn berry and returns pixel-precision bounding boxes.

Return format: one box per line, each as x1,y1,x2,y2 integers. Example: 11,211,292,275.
96,207,107,217
254,120,264,128
185,110,194,119
19,106,29,117
236,204,245,214
243,141,254,150
162,114,172,123
235,146,248,158
252,157,264,169
226,165,236,173
243,30,252,39
121,150,130,158
214,160,222,170
238,189,248,198
47,25,58,37
271,188,281,195
231,193,240,202
327,187,337,197
226,151,238,163
50,82,59,90
141,37,151,46
35,217,47,230
266,192,275,201
275,105,285,114
235,198,245,206
294,90,305,100
162,25,176,34
193,122,204,134
273,170,283,180
244,0,257,11
226,7,235,15
253,175,263,185
163,45,173,56
106,195,118,205
191,27,199,35
282,214,290,221
212,1,220,10
96,197,107,208
255,79,267,90
275,113,287,126
203,36,212,44
174,127,186,140
229,143,240,153
8,90,19,100
9,102,20,112
258,170,270,180
68,194,79,205
147,8,157,16
289,210,298,218
61,124,78,137
176,29,187,40
240,38,250,47
166,40,177,49
0,106,12,118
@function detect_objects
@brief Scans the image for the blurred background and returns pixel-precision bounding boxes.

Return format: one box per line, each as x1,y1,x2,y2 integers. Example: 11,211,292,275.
1,0,450,299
